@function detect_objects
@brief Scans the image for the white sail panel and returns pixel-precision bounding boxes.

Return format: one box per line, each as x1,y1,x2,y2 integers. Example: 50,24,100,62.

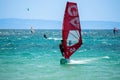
67,30,80,46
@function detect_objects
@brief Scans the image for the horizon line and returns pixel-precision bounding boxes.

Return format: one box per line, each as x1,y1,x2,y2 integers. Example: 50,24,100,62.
0,18,120,23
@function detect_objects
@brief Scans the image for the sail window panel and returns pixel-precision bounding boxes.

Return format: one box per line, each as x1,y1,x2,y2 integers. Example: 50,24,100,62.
67,30,80,46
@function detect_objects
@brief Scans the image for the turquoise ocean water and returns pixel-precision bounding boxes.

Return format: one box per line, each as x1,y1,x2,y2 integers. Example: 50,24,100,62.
0,29,120,80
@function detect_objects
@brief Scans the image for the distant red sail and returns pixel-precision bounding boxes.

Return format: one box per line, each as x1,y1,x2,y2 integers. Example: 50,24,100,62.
62,2,82,59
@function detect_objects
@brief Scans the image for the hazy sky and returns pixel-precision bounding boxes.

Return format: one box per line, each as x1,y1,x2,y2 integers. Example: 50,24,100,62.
0,0,120,22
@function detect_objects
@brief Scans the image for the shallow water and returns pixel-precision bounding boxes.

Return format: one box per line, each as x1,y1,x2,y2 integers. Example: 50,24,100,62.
0,29,120,80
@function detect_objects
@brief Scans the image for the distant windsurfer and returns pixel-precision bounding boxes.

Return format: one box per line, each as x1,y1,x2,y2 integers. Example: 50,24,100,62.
43,33,47,39
113,27,118,35
31,27,34,34
27,8,29,11
59,40,64,57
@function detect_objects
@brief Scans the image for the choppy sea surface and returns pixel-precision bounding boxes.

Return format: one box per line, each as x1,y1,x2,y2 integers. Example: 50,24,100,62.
0,29,120,80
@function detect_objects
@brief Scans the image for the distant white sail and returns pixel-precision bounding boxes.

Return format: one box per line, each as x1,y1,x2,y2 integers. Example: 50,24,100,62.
31,27,35,34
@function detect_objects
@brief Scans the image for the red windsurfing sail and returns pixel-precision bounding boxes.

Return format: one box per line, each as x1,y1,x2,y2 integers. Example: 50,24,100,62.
62,2,82,59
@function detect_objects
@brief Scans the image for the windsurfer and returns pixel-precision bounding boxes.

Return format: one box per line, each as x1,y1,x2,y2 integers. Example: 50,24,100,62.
43,33,47,39
31,27,34,34
59,40,64,57
113,27,118,35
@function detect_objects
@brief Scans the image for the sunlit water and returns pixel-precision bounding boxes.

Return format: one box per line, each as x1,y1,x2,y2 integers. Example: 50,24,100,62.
0,29,120,80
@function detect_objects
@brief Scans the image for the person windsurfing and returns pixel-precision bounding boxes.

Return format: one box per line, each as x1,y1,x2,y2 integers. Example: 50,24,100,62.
59,40,64,57
31,27,35,34
27,8,29,11
113,27,118,35
59,2,82,64
43,33,47,39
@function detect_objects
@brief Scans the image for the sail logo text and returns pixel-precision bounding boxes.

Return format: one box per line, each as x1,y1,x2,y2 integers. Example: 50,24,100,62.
70,47,76,53
68,5,80,29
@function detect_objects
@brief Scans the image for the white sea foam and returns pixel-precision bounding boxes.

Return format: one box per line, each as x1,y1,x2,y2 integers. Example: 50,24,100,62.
68,59,89,64
53,50,57,53
23,36,29,39
102,56,110,59
48,37,62,40
68,56,110,64
78,49,87,52
68,58,97,64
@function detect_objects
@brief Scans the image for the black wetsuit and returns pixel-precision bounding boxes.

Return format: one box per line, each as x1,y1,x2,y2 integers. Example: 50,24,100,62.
44,34,47,39
59,43,64,56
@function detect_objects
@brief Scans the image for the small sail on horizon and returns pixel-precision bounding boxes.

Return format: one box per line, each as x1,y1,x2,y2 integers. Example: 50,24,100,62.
27,8,29,11
62,2,82,59
113,27,118,35
31,27,35,34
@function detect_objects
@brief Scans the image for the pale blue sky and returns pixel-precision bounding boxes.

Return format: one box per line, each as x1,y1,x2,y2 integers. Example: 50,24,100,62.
0,0,120,22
